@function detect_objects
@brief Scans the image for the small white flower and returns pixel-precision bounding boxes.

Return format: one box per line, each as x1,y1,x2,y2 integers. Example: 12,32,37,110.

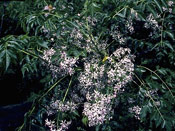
51,38,54,41
44,5,55,11
168,1,174,6
129,106,141,120
169,8,172,13
144,14,159,29
83,91,114,127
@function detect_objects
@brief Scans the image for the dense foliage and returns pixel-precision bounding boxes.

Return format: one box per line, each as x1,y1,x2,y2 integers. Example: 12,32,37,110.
0,0,175,130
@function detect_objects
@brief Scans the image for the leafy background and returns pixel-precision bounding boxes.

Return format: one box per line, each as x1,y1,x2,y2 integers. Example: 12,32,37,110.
0,0,175,130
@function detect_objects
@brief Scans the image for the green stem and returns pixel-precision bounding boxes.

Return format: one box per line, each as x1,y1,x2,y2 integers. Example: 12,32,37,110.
85,21,104,57
134,73,165,122
112,6,128,18
17,106,36,131
160,13,165,46
18,48,60,68
17,76,66,131
39,76,67,102
56,76,73,127
18,49,38,58
133,72,145,86
137,65,175,101
62,76,73,103
146,92,165,122
105,40,115,50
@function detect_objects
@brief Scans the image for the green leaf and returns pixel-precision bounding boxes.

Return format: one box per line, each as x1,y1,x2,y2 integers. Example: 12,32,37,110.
92,2,101,10
21,65,29,77
8,50,17,59
150,111,158,121
0,50,5,59
165,121,172,131
160,0,168,7
156,116,162,128
161,120,166,128
158,69,167,75
72,111,80,117
151,75,158,80
164,42,174,51
141,106,148,118
147,5,157,18
95,125,100,131
153,0,163,13
5,50,10,71
82,116,88,126
148,101,153,107
40,74,52,83
38,41,49,48
164,31,174,41
117,8,127,18
141,69,146,73
137,12,146,21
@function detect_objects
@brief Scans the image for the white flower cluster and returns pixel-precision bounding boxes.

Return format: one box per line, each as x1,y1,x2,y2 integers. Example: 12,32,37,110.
68,19,105,54
69,26,92,53
78,47,135,126
43,45,135,127
42,49,78,77
97,39,108,51
41,25,50,33
70,28,83,40
43,5,56,17
128,106,141,120
45,119,71,131
163,6,172,13
58,120,72,131
58,101,77,112
42,48,56,64
78,59,105,93
126,20,134,33
163,1,174,13
46,100,77,115
45,119,57,131
43,46,135,127
168,1,174,6
162,1,174,13
69,27,94,53
145,89,158,98
59,51,78,76
44,5,56,12
83,91,114,127
71,91,84,103
130,8,138,19
144,14,159,29
87,16,98,26
42,48,58,78
108,47,134,92
110,29,126,44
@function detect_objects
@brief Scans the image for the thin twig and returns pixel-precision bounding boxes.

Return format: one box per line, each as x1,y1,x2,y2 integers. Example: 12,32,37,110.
137,65,175,101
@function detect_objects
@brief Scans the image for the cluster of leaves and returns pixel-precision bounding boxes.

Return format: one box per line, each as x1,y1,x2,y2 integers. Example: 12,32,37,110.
0,0,175,131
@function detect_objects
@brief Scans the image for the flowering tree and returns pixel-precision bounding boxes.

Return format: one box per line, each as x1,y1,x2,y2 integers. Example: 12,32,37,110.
0,0,175,131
